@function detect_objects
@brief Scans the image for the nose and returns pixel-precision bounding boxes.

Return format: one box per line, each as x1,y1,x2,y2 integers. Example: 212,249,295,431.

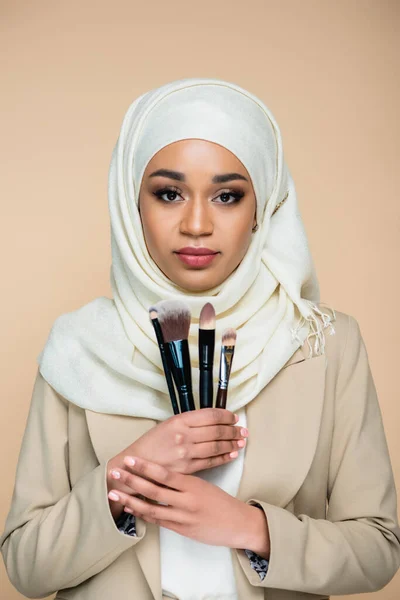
179,196,213,237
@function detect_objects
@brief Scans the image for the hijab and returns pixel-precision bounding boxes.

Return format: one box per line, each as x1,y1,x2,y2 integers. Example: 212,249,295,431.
37,77,336,420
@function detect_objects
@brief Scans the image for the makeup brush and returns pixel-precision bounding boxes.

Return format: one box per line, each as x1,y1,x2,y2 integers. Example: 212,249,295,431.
149,307,180,415
155,299,195,413
215,328,237,409
199,302,216,409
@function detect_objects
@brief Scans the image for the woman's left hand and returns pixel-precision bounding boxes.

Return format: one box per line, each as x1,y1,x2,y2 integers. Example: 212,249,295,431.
108,454,268,552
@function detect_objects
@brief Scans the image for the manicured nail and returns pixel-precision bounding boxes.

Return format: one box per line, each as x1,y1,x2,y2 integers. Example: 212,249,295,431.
234,414,239,422
111,470,121,479
230,451,239,458
108,491,120,501
125,456,136,466
124,507,133,514
241,428,248,437
237,439,246,447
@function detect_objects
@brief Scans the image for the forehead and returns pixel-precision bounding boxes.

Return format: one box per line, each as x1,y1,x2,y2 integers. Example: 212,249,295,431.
143,139,249,176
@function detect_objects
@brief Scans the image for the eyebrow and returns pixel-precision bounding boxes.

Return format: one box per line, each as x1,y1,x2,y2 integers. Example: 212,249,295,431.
148,168,248,184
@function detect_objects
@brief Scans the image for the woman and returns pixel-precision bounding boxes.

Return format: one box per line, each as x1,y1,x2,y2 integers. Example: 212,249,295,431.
1,77,399,600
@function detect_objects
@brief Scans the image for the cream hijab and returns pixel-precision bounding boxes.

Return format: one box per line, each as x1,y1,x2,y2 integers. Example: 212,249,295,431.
37,77,335,420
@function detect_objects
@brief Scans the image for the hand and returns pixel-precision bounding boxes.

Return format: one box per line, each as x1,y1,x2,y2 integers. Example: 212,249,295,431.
108,454,269,554
106,408,248,520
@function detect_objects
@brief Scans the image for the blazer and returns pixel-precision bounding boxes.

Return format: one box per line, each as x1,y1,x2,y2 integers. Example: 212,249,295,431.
1,309,400,600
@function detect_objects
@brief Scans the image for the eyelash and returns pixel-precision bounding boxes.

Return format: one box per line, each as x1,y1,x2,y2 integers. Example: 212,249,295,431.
152,186,245,205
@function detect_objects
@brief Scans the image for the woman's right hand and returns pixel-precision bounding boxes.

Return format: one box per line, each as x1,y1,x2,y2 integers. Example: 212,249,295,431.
106,408,248,520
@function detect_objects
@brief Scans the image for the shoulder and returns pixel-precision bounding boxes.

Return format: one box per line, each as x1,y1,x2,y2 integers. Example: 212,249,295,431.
315,306,373,400
311,305,365,375
37,296,118,359
44,296,116,335
36,296,125,404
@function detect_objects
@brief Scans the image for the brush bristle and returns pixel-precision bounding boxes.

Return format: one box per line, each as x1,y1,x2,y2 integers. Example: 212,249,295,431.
199,302,216,330
149,308,158,320
222,328,237,346
154,299,191,343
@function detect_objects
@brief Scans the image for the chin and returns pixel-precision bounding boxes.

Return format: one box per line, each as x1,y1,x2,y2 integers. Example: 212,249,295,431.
174,272,222,293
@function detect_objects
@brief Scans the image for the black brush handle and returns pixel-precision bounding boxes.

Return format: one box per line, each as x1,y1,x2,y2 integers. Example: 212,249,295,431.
215,387,227,409
199,328,215,409
200,369,213,409
168,339,195,412
161,344,180,415
151,318,180,415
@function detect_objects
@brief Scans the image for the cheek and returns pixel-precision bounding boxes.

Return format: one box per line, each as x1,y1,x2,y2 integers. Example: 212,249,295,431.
222,215,253,260
140,207,168,254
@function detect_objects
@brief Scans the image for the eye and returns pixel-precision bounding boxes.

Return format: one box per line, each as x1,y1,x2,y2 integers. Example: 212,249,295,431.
213,190,245,205
152,186,183,203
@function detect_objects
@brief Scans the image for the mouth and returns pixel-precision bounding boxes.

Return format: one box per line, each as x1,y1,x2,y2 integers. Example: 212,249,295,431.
174,247,220,268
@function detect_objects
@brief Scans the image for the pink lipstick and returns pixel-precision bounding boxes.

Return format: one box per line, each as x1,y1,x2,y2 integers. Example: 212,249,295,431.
175,247,219,268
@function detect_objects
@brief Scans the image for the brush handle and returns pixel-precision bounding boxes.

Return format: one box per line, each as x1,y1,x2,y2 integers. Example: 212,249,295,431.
215,345,235,410
151,318,180,415
168,339,195,412
160,344,180,415
215,387,227,409
199,328,215,409
180,389,195,413
200,369,213,409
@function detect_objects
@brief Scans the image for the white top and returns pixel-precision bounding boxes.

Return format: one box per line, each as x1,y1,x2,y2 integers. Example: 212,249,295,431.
160,406,247,600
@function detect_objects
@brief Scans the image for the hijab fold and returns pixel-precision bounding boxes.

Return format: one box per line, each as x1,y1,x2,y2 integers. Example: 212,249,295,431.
38,77,336,420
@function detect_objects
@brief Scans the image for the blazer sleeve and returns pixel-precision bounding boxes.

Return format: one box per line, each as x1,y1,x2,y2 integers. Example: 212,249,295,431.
234,314,400,595
0,370,147,599
116,511,269,580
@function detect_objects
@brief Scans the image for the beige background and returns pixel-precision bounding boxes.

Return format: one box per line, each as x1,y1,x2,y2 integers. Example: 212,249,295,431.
1,1,399,598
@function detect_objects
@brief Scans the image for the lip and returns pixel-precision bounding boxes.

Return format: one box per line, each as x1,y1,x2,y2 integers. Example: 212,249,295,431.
174,247,219,268
176,247,218,255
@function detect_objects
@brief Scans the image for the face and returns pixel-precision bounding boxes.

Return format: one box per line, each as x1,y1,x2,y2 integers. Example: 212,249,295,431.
138,139,257,293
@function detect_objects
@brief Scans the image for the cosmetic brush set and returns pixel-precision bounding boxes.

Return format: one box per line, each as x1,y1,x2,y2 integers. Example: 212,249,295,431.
149,300,236,413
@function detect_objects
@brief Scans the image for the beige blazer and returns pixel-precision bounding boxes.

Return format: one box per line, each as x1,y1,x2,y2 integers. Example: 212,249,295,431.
1,310,400,600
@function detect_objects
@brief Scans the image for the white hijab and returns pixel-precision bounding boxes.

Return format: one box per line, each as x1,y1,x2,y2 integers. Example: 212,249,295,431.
37,77,335,420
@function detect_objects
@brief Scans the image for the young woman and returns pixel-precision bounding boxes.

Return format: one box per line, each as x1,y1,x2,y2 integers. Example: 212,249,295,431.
1,78,400,600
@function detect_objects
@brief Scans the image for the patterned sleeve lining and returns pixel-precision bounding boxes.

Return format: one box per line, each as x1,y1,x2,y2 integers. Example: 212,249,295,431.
115,511,137,536
114,508,269,581
243,548,269,581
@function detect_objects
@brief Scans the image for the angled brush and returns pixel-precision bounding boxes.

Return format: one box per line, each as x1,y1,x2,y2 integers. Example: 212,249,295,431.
199,302,216,409
149,306,180,415
155,299,195,413
215,328,237,409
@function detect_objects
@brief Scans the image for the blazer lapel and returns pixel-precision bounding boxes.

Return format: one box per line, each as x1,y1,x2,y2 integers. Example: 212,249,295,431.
231,347,326,599
85,345,326,600
85,408,162,600
235,348,326,508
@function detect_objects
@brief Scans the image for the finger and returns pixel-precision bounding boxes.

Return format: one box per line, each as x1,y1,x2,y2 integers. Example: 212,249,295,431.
189,449,240,472
122,455,185,492
190,424,247,443
181,407,239,427
109,490,182,525
110,467,181,508
190,438,246,459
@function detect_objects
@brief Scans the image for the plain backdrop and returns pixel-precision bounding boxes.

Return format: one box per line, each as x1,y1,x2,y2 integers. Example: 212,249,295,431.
1,1,399,598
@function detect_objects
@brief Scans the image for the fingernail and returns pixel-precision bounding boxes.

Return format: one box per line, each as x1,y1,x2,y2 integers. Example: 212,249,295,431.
237,439,245,447
230,451,239,458
108,491,120,501
124,507,133,514
111,470,121,479
125,456,136,466
234,414,239,422
241,428,248,437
